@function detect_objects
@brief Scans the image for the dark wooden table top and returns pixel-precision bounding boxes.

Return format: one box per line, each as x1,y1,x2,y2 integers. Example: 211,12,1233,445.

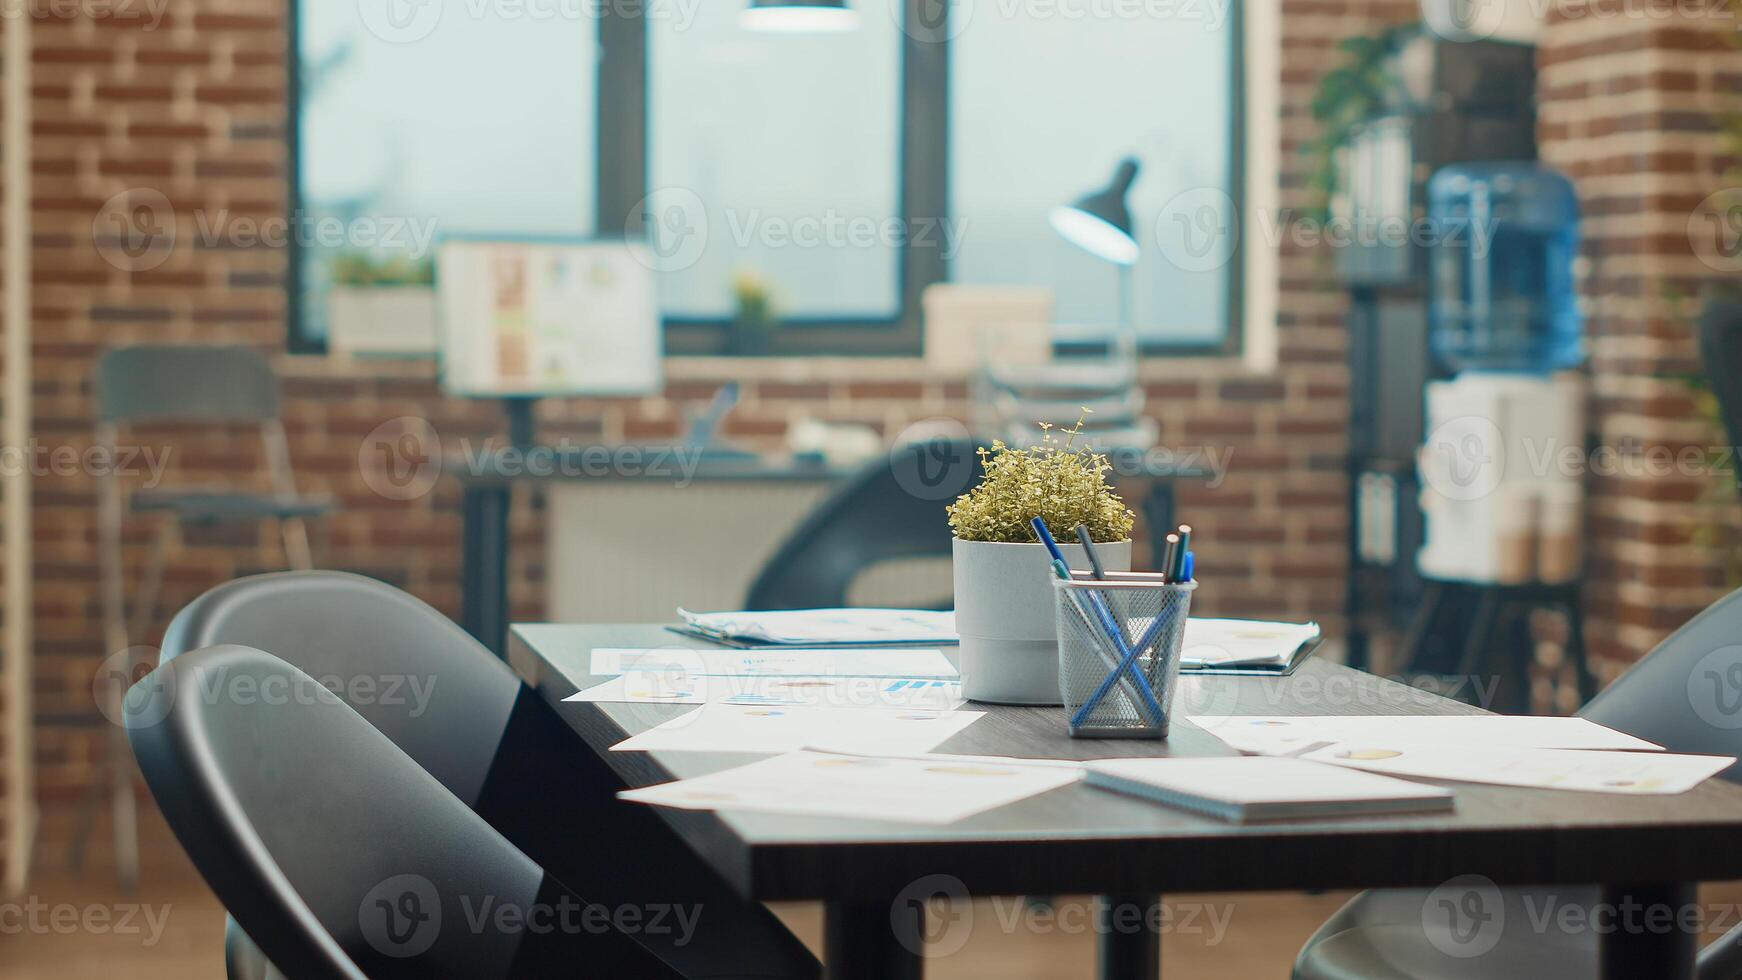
509,623,1742,902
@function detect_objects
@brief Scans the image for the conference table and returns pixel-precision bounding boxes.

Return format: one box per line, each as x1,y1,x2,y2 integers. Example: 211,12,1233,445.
509,624,1742,979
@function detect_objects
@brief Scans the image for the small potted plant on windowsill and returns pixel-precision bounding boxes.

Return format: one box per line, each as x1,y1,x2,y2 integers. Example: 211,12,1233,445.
730,269,778,356
326,252,437,358
947,414,1135,704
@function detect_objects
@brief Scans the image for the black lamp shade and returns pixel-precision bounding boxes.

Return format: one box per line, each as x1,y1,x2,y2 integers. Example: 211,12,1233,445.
742,0,858,31
1050,157,1141,266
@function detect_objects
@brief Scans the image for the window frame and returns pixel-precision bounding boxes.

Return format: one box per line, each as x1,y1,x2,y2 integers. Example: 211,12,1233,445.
287,0,1245,358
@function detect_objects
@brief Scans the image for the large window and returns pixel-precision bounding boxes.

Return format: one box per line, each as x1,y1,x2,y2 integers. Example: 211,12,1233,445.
649,0,902,320
291,0,1244,355
950,5,1237,346
293,1,594,348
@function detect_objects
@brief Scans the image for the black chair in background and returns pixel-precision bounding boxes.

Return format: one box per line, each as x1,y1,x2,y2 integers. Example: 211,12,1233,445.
128,645,686,980
160,571,820,980
744,437,980,610
1700,298,1742,460
1293,587,1742,979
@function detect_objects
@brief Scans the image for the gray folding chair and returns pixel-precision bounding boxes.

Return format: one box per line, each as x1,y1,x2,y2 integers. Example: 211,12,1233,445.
81,345,332,890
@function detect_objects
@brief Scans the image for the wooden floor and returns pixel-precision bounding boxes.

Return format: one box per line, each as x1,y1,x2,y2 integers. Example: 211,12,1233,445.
8,806,1740,978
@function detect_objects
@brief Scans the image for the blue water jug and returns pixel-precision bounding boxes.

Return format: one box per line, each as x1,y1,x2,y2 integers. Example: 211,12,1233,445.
1428,162,1583,374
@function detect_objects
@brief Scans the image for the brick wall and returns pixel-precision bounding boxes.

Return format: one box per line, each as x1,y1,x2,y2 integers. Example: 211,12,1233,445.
9,0,1421,827
1536,0,1742,683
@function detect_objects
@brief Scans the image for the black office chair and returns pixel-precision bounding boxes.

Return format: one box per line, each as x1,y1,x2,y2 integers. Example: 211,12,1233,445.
744,437,980,610
1293,587,1742,979
1700,298,1742,456
127,645,686,980
159,571,820,980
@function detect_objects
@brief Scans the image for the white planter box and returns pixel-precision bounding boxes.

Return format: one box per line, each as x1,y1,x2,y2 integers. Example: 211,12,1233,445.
327,286,437,357
953,536,1131,705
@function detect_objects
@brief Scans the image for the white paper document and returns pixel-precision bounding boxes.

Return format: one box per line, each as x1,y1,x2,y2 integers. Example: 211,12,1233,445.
620,749,1081,824
588,647,959,680
567,670,965,710
1180,619,1322,668
677,608,957,645
1298,743,1734,795
610,704,985,755
1189,715,1663,756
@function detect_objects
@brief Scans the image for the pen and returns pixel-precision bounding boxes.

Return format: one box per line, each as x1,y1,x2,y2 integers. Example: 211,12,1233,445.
1159,533,1180,585
1075,525,1109,580
1033,519,1134,654
1075,523,1133,645
1171,524,1193,581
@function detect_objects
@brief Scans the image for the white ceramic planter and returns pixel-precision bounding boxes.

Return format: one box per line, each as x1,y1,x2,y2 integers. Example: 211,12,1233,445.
952,536,1132,705
328,286,437,357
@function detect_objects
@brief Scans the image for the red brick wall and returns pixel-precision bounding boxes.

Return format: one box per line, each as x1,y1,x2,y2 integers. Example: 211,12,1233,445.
1536,1,1742,683
9,0,1426,824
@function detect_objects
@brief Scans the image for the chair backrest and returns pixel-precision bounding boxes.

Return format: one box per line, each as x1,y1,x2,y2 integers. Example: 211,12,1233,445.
96,345,281,423
162,571,519,805
1579,587,1742,782
126,645,680,980
1700,299,1742,468
160,571,821,980
744,437,980,610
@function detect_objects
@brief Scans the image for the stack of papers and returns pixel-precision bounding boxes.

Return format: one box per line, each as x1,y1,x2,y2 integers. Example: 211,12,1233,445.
610,704,984,756
586,646,958,679
1189,713,1735,796
1296,742,1734,796
1086,756,1455,821
621,749,1082,824
1180,619,1322,673
1191,715,1664,756
672,608,958,648
569,670,965,711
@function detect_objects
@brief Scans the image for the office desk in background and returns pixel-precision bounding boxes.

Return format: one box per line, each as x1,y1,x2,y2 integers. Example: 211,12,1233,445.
510,623,1742,980
460,448,1202,655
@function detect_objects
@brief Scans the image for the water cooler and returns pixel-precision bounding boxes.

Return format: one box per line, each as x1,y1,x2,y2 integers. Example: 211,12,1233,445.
1405,162,1593,712
1417,163,1586,586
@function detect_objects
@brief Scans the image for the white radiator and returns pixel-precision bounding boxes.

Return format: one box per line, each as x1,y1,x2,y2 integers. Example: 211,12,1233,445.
546,480,958,621
546,480,833,622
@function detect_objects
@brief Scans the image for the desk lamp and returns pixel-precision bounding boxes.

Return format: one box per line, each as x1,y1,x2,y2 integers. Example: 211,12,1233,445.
1050,157,1141,331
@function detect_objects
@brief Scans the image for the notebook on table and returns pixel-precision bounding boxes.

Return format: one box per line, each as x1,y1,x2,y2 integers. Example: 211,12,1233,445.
670,608,959,648
1084,757,1455,822
1178,619,1323,675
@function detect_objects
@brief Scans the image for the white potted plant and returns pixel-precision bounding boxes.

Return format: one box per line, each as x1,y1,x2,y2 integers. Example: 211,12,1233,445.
947,415,1134,704
326,252,437,357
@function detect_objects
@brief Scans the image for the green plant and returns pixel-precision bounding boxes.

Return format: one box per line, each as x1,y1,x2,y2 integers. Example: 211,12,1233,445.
329,251,434,287
947,413,1135,544
1302,22,1421,223
733,269,776,328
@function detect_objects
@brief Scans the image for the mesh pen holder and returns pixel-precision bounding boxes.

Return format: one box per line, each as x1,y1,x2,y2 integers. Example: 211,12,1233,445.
1054,572,1195,739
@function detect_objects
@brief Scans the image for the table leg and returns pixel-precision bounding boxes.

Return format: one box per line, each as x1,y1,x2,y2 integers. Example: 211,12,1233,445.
1142,480,1177,571
825,899,923,980
1596,883,1696,979
1096,894,1161,980
461,483,512,657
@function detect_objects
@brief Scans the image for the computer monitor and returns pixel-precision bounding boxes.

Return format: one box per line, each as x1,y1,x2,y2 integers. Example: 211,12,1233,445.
436,236,663,398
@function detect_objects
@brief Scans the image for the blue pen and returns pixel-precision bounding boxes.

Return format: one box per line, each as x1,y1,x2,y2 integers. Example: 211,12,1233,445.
1032,519,1165,727
1182,551,1195,582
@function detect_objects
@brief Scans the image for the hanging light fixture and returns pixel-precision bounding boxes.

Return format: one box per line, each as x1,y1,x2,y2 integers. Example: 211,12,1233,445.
741,0,858,32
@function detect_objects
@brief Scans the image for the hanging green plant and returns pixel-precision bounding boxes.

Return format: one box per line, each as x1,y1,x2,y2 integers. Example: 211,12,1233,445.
1302,22,1422,224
